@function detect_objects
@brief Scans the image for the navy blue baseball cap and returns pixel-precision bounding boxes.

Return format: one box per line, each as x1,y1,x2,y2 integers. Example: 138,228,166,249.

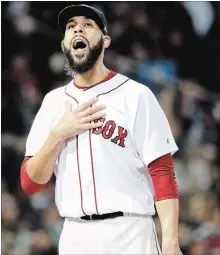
58,4,108,35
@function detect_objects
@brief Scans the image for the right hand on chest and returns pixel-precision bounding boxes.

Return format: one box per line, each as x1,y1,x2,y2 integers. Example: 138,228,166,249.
54,97,106,141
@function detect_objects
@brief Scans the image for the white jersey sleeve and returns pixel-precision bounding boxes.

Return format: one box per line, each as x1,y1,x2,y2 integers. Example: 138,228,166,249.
25,93,54,156
133,86,178,167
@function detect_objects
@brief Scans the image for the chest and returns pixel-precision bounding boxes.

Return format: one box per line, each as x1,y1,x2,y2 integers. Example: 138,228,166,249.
55,98,129,147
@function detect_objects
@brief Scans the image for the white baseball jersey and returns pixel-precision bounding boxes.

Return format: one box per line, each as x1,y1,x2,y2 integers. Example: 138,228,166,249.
25,73,178,218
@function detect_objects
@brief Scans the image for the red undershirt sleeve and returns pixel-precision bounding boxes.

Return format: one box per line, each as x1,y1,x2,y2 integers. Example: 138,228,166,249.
20,157,47,195
148,153,179,202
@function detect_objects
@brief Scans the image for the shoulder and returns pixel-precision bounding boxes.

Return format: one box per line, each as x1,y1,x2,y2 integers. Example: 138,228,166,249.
44,86,66,103
41,79,73,107
38,84,68,115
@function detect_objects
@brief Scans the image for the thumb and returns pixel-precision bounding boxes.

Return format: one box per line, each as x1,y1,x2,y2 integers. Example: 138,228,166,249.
65,101,72,112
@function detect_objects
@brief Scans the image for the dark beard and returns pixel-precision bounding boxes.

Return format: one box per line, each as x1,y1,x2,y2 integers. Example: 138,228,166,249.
63,36,104,76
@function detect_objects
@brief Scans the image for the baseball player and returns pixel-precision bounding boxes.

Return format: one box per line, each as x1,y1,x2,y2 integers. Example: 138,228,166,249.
21,4,182,255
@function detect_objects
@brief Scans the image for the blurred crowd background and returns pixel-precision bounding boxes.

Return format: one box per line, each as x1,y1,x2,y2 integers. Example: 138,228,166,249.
1,1,220,255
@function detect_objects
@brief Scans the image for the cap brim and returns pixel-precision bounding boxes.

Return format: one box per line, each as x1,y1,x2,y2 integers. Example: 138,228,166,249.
58,5,106,34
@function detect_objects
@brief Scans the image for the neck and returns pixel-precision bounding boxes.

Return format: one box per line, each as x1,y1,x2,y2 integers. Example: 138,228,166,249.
74,61,109,88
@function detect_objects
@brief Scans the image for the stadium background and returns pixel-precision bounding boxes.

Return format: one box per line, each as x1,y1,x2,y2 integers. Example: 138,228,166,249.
1,1,220,254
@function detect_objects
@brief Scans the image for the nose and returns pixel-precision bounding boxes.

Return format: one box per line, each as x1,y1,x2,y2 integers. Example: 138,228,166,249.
73,24,84,35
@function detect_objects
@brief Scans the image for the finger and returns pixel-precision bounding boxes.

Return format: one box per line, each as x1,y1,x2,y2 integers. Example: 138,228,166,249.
82,110,106,123
83,121,104,130
65,101,72,112
81,104,106,117
77,97,98,112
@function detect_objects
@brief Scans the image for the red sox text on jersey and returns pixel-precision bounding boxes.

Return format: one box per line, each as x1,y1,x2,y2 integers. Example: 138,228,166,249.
92,118,128,148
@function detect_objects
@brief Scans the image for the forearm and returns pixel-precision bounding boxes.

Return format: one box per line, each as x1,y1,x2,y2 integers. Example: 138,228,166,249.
26,129,64,184
148,153,181,251
156,198,179,244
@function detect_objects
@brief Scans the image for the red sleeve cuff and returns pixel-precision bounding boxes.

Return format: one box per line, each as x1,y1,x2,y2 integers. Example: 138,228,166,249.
148,153,179,202
20,157,47,195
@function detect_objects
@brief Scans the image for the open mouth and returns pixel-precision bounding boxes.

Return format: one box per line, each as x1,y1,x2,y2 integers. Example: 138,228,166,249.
73,39,87,50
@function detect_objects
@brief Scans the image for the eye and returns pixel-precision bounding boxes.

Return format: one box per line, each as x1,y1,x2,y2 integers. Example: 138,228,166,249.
67,24,75,30
85,23,92,28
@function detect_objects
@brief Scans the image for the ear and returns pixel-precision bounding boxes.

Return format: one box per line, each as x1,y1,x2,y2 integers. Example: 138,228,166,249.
61,40,65,52
103,35,111,49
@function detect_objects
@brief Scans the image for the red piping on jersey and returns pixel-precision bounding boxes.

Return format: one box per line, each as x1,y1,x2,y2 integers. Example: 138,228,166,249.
73,71,116,90
64,88,87,216
65,87,79,104
96,78,130,98
89,130,99,215
76,135,87,215
82,71,119,215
